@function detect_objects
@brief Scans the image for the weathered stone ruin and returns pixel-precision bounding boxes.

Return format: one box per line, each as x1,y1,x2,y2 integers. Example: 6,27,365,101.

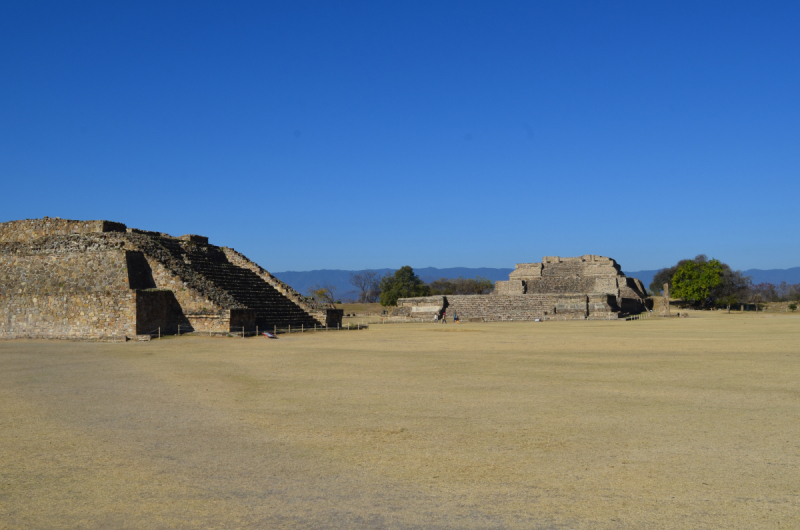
0,217,342,340
394,255,648,321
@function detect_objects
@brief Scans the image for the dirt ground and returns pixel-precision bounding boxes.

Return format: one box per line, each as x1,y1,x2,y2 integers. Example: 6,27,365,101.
1,311,798,529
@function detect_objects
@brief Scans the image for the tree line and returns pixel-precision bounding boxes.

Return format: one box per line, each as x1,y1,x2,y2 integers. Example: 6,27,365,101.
650,254,800,310
307,267,495,306
363,266,494,306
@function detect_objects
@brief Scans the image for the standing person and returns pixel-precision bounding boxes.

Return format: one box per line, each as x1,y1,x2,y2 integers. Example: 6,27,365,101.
441,310,447,324
453,310,459,323
433,313,438,324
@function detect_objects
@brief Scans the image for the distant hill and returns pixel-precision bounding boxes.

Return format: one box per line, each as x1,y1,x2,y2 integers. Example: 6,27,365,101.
741,267,800,285
274,266,800,301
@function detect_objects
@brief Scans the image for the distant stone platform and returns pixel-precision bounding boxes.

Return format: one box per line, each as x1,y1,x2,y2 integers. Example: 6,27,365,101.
395,255,648,321
0,217,342,340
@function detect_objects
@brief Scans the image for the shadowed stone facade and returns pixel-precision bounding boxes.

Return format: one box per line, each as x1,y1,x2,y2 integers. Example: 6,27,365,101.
0,217,342,340
395,255,647,321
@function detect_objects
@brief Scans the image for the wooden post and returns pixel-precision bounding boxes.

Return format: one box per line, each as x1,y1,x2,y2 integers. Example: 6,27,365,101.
302,324,304,333
289,324,291,334
178,325,180,337
274,325,276,335
158,327,160,339
256,326,258,336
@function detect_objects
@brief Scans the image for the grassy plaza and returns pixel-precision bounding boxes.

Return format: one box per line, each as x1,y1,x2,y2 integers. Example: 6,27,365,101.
2,310,798,528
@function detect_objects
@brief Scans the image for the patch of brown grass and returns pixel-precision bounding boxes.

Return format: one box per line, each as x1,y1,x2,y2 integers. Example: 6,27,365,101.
2,310,798,528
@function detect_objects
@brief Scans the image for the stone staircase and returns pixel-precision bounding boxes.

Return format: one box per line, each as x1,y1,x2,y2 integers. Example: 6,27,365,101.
130,235,322,328
221,247,331,324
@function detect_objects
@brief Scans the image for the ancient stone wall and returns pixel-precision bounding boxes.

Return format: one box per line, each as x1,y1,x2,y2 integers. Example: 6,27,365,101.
0,291,136,340
500,255,630,298
392,296,447,319
395,293,620,321
0,249,130,295
494,280,525,295
0,218,126,243
492,255,646,315
445,294,579,321
523,276,596,295
135,290,183,335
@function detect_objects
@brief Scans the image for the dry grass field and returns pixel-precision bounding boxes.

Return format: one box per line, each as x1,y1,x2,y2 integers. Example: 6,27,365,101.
338,302,383,315
1,311,799,529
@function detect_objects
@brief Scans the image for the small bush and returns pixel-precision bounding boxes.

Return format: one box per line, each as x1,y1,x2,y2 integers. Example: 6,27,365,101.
789,303,797,312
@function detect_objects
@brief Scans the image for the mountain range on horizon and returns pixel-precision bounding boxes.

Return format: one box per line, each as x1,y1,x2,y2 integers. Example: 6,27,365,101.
273,266,800,302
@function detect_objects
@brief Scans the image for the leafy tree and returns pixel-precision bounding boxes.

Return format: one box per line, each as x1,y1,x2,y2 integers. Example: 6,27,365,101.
378,266,430,306
428,276,494,295
671,259,723,304
713,267,751,312
652,255,750,310
649,255,708,294
789,303,797,312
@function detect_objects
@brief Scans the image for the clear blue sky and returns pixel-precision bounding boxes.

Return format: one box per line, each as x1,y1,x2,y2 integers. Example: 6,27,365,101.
2,1,798,272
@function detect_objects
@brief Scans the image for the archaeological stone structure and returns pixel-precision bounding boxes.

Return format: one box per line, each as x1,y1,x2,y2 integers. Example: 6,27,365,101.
394,255,648,321
0,217,342,340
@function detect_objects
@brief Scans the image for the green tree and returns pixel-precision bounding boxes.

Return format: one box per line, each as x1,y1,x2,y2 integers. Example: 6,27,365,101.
428,276,494,295
651,255,750,309
650,254,707,294
671,259,724,304
378,266,430,306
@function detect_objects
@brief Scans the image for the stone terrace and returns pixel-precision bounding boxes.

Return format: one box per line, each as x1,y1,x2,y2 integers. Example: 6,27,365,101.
0,218,341,340
396,255,647,322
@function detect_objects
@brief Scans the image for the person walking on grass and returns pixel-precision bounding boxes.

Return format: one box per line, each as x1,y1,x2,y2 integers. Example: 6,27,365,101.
453,310,459,323
433,313,438,324
441,310,447,324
